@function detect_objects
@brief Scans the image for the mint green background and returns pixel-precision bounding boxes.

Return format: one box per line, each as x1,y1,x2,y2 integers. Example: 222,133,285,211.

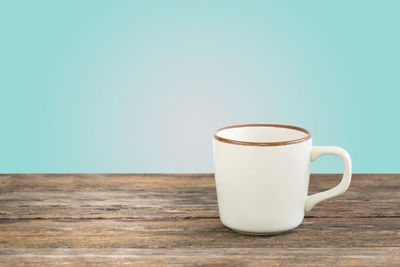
1,1,399,173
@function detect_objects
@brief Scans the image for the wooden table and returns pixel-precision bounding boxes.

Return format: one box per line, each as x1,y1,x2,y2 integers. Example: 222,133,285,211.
0,174,399,266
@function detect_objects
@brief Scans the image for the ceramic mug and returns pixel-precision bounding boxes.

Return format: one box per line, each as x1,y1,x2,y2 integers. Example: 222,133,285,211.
213,124,352,235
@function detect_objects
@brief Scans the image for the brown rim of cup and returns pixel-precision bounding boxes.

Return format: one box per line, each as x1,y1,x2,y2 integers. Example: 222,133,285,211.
214,124,312,146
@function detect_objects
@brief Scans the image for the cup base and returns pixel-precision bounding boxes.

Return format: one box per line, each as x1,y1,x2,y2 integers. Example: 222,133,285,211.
228,227,291,236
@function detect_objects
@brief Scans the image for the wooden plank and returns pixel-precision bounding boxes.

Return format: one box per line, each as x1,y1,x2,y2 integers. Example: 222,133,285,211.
0,218,398,248
0,174,399,265
0,174,398,219
0,248,399,266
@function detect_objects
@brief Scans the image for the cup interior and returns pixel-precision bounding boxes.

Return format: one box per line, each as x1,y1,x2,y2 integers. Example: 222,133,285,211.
215,124,311,145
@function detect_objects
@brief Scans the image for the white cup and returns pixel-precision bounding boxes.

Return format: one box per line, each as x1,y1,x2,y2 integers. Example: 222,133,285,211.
213,124,352,235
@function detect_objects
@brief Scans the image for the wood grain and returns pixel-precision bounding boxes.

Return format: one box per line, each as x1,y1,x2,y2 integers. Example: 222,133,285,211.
0,174,398,219
0,218,399,248
0,174,399,266
0,248,399,266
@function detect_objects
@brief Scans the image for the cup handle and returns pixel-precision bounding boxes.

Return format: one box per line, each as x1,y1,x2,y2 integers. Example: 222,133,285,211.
305,146,352,212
